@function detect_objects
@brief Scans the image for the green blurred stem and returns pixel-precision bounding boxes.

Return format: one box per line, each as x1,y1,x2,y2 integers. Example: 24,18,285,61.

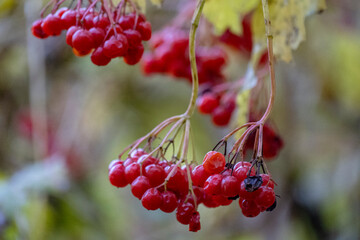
184,0,206,118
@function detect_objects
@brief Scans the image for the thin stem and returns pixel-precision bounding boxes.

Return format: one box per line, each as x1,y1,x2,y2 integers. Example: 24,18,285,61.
259,0,276,124
184,0,206,117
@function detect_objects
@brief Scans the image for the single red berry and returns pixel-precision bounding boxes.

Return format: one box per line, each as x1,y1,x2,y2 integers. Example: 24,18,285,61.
123,158,134,167
164,165,188,195
189,212,201,232
212,106,232,126
197,93,219,114
254,186,275,210
137,155,158,172
145,164,166,187
160,191,178,213
55,7,68,18
124,162,141,184
233,162,255,182
204,174,223,195
136,21,152,41
202,193,221,208
221,175,240,197
176,201,195,225
91,47,111,66
31,19,49,39
94,15,110,29
141,188,163,210
130,148,146,160
61,10,77,29
123,29,142,47
131,176,151,199
42,14,63,36
239,199,261,217
83,13,95,29
72,29,95,53
124,44,144,65
109,164,127,188
192,186,205,204
202,151,226,174
89,27,105,48
191,165,210,187
103,35,128,58
118,15,135,30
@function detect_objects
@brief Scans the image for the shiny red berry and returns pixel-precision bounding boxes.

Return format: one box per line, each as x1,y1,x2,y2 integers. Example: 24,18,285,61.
141,188,163,210
131,176,151,199
109,164,127,188
202,151,226,174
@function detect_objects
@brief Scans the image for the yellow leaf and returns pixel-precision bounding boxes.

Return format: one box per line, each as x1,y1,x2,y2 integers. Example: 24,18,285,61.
203,0,260,35
252,0,326,62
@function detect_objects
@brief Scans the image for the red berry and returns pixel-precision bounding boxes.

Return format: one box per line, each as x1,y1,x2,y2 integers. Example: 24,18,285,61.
61,10,77,29
124,44,144,65
202,151,226,174
103,35,128,58
123,158,135,167
145,164,166,187
204,174,223,195
213,195,232,206
197,93,219,114
124,29,142,47
141,188,163,210
221,175,240,197
94,15,110,29
31,19,49,39
72,29,95,53
131,176,151,199
55,7,68,18
137,155,158,172
118,15,135,30
160,191,178,213
42,14,63,36
260,173,274,189
130,148,146,160
202,193,221,208
89,27,105,48
239,181,260,200
124,162,141,184
254,186,275,210
136,21,152,41
91,47,111,66
109,164,127,188
176,201,195,225
212,106,232,126
233,162,255,182
165,165,188,195
189,212,201,232
239,199,261,217
191,165,210,187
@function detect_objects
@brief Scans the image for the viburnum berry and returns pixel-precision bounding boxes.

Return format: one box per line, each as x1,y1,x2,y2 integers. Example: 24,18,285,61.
239,181,260,200
204,174,223,195
108,159,122,171
160,191,178,213
124,45,144,65
260,173,274,188
131,176,151,199
89,27,106,48
61,9,77,29
145,164,166,187
211,106,232,126
233,162,255,182
137,21,152,41
191,165,210,187
189,212,201,232
202,151,226,174
91,47,111,66
254,186,275,210
239,199,261,217
72,29,95,53
141,188,163,210
164,165,188,195
197,93,219,114
109,164,127,188
66,26,80,47
31,19,49,39
103,35,128,58
202,193,221,208
124,162,141,184
137,155,158,171
221,175,240,197
213,195,232,206
41,14,63,36
176,201,195,225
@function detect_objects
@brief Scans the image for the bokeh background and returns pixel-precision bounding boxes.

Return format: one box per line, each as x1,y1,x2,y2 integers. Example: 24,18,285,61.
0,0,359,239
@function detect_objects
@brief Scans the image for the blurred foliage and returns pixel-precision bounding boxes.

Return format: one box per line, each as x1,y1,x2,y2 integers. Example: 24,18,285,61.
0,0,359,239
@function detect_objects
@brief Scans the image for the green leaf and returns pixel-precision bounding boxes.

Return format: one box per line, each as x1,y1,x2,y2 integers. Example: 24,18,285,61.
203,0,259,35
252,0,327,62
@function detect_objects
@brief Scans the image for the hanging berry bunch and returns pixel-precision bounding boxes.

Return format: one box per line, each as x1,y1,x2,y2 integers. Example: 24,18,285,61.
107,0,282,232
31,0,152,66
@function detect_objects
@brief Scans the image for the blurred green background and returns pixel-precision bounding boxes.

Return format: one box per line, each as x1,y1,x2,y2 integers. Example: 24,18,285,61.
0,0,359,239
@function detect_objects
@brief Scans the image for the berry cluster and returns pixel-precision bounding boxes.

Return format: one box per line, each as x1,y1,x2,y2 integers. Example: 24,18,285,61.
141,27,227,85
109,149,276,232
245,123,284,159
31,7,151,66
196,90,236,127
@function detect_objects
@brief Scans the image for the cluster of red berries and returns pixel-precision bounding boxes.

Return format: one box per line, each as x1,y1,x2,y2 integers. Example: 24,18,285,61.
245,123,284,159
141,27,226,85
196,90,236,127
108,149,276,232
31,7,151,66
